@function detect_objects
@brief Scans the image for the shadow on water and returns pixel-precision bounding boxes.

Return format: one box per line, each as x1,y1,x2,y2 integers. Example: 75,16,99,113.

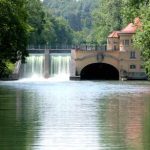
0,87,40,150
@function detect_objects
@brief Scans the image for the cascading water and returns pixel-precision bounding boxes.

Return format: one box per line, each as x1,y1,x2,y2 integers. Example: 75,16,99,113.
50,54,71,79
21,53,70,80
22,54,44,78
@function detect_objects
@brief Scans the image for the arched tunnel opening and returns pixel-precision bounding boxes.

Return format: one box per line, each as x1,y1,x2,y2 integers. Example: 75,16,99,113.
80,63,119,80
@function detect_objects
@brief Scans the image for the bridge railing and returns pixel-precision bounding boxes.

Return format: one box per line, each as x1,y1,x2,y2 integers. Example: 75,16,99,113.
27,44,76,50
27,44,107,51
77,44,107,51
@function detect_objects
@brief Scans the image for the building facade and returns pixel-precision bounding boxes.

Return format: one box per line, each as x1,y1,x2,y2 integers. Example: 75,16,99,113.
70,18,147,80
107,18,147,79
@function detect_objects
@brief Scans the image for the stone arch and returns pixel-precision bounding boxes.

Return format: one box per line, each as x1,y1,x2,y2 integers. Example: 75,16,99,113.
80,63,119,80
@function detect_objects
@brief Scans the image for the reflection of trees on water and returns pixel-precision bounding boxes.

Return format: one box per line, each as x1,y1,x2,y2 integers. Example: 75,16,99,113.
97,93,150,150
0,87,40,150
143,95,150,149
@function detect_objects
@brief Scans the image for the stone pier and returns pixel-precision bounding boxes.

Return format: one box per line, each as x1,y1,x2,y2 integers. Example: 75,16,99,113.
44,49,50,78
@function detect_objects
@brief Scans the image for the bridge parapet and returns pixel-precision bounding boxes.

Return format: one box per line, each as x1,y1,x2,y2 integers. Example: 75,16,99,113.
74,49,120,61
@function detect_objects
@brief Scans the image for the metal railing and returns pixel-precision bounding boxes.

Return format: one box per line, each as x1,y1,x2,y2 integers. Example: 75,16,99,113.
27,44,107,51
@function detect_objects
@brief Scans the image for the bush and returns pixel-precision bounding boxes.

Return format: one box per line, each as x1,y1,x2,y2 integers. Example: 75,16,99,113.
0,61,15,79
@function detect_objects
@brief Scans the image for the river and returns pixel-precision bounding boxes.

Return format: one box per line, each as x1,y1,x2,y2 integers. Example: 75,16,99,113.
0,80,150,150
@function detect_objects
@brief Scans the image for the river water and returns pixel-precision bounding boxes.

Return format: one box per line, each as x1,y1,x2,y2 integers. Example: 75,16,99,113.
0,80,150,150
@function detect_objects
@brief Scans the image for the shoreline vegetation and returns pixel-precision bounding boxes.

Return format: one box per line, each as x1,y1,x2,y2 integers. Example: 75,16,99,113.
0,0,149,79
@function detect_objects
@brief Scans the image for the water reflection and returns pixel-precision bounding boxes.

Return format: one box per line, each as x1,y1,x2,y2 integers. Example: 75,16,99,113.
0,87,40,150
97,94,150,150
0,81,150,150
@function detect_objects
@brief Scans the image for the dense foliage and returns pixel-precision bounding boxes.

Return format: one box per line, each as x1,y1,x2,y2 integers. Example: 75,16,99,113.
92,0,123,44
27,0,73,46
0,0,29,62
43,0,98,44
121,0,150,78
0,0,29,77
122,0,149,24
0,0,73,78
0,0,150,78
43,0,97,31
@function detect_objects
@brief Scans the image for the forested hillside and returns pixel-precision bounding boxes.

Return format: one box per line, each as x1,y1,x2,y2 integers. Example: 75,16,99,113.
43,0,98,31
27,0,73,46
0,0,150,78
43,0,98,44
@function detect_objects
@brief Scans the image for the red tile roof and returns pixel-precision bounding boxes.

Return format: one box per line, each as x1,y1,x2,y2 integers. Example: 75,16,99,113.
108,31,119,38
108,18,141,36
119,17,141,34
120,23,137,33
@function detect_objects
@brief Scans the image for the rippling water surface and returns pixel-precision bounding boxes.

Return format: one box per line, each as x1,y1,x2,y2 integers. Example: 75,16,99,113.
0,80,150,150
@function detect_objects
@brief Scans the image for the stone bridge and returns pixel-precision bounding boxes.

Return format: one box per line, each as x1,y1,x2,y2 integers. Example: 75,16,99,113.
70,49,122,80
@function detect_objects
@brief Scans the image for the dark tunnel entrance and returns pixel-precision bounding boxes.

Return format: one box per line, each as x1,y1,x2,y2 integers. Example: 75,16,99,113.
80,63,119,80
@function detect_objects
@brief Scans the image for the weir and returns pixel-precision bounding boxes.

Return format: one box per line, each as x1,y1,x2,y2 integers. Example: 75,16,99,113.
50,54,70,77
21,53,71,79
17,40,146,80
22,54,44,78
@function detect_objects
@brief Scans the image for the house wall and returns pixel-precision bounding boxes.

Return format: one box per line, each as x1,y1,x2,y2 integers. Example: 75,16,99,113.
70,23,147,80
107,38,120,51
119,33,147,79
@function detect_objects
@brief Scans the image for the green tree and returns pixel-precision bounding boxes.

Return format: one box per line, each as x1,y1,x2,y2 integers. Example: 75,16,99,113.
27,0,73,46
0,0,29,77
43,0,98,44
54,17,73,45
92,0,123,44
27,0,46,45
133,4,150,78
39,10,56,45
122,0,150,78
122,0,149,24
0,0,29,62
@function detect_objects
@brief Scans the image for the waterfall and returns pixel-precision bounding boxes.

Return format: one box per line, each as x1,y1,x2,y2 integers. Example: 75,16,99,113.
21,53,71,80
22,54,44,78
50,54,71,78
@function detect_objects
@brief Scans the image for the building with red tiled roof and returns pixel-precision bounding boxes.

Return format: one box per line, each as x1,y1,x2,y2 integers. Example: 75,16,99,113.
107,18,147,80
120,23,137,33
120,17,141,34
108,31,119,38
107,31,120,51
70,18,146,81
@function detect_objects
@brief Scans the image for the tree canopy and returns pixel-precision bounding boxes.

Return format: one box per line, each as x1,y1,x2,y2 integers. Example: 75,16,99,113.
0,0,150,78
0,0,29,77
0,0,29,63
92,0,123,44
121,0,150,78
133,3,150,78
